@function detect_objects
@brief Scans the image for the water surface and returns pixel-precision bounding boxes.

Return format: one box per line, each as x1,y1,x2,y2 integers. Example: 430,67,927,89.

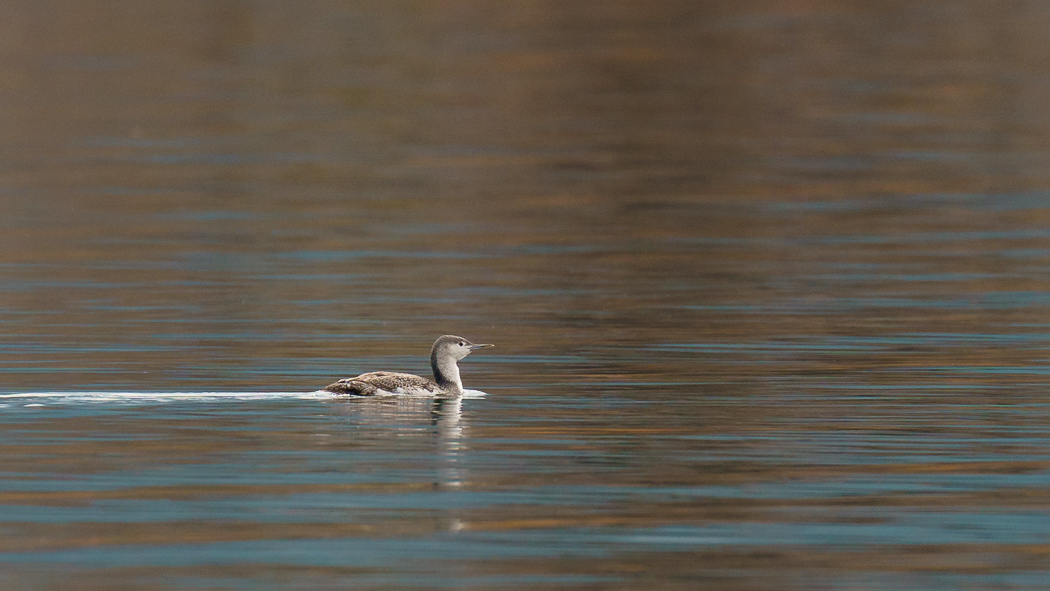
2,1,1050,589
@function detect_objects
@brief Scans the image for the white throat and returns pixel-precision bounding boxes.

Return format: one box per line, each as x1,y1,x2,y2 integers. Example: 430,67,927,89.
445,361,462,391
433,355,463,392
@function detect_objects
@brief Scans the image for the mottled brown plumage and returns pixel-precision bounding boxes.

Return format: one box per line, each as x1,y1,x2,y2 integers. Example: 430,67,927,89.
323,335,493,397
324,371,440,396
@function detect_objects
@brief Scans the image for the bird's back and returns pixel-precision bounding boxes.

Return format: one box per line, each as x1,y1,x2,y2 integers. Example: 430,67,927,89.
324,371,441,396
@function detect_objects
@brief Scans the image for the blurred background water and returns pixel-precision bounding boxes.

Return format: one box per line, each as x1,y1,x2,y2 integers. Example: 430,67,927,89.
2,1,1050,589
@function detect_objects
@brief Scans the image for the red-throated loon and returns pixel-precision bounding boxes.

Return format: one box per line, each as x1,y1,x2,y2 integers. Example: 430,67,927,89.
323,335,493,396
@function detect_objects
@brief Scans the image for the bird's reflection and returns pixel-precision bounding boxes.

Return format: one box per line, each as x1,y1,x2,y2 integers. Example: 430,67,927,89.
431,396,466,488
325,393,473,489
432,396,464,440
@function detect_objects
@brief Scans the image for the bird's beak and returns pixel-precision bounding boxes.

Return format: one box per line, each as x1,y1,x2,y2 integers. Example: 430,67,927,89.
469,343,494,350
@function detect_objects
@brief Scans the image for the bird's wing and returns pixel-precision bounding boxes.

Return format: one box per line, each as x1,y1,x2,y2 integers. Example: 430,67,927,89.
358,372,440,393
324,379,377,396
325,371,439,396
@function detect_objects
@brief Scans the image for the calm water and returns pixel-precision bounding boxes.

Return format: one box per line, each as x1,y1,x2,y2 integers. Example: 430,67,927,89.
2,1,1050,589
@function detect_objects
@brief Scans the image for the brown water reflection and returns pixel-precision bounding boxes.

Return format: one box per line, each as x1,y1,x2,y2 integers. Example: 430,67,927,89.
2,1,1050,589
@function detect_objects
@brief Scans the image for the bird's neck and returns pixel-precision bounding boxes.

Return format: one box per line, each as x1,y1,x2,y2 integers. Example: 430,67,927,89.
431,353,462,392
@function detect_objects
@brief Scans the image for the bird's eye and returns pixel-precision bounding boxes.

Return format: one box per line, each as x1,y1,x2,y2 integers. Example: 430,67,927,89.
459,342,466,347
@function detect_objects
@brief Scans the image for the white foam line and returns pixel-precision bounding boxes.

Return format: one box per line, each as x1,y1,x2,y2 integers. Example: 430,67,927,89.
0,391,334,402
0,390,487,403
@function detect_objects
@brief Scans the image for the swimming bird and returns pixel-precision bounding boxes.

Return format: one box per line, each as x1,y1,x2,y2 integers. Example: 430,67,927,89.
324,335,493,397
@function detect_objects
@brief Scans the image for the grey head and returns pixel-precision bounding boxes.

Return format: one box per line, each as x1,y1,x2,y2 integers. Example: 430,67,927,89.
430,335,493,391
